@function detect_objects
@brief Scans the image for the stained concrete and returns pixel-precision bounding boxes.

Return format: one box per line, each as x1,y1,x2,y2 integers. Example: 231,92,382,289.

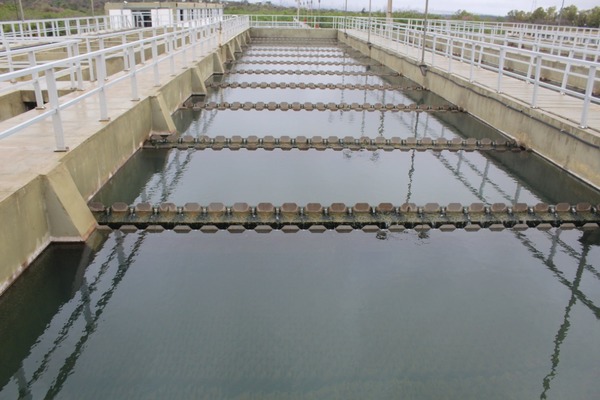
337,29,600,189
0,29,250,296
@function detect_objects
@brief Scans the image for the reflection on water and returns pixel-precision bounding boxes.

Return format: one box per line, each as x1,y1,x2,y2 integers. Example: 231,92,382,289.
92,147,600,207
4,38,600,400
1,229,599,399
174,94,451,138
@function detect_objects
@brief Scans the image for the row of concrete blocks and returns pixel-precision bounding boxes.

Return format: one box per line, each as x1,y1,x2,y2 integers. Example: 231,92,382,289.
242,50,350,56
232,60,369,66
243,52,363,58
91,201,598,218
98,221,600,235
228,70,399,76
206,82,424,91
151,135,517,152
192,101,460,112
251,39,338,43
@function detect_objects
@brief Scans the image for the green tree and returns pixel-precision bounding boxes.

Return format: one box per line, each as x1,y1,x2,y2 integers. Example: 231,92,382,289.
559,5,578,25
454,9,475,21
530,7,547,23
546,6,557,21
587,6,600,27
507,9,529,22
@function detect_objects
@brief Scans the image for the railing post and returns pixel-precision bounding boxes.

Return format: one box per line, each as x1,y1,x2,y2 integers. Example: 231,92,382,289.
45,69,67,152
447,38,453,73
27,51,45,109
169,34,176,76
531,55,542,108
152,39,160,86
469,43,476,82
95,54,110,122
580,65,596,129
182,31,188,68
4,41,16,83
139,31,146,64
122,35,130,71
73,43,84,91
190,26,198,61
65,44,76,89
560,50,574,95
128,47,140,101
496,47,505,93
86,38,95,82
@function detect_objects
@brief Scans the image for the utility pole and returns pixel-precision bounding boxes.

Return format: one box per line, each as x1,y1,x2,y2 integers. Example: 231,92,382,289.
419,0,430,75
387,0,392,20
367,0,372,46
557,0,565,26
16,0,25,21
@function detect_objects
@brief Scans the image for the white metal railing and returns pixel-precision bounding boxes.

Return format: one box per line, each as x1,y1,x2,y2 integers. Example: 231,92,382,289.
342,17,599,128
1,12,597,151
0,15,132,39
0,16,250,150
249,15,340,29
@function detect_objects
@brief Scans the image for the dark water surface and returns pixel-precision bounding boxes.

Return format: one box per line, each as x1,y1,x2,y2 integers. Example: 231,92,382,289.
3,39,600,400
91,147,600,207
1,230,600,399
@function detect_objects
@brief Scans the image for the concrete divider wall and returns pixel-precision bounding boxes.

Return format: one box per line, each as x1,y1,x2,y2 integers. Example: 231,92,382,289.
0,30,250,296
251,28,337,40
0,178,50,295
61,98,154,201
339,31,600,190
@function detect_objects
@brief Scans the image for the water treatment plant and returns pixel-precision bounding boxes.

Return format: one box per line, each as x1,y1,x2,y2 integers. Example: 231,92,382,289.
0,3,599,398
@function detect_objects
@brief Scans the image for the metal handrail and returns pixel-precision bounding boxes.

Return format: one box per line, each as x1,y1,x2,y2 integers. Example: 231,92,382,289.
342,17,599,128
0,16,250,150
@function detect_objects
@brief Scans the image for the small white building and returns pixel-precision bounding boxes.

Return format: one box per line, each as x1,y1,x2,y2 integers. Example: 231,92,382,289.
105,2,224,29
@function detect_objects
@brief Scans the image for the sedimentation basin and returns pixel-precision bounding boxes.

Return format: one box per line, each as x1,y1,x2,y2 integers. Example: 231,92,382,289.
1,28,600,399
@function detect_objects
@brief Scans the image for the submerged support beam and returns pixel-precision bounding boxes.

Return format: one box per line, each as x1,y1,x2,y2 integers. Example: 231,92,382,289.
145,134,520,153
90,202,600,232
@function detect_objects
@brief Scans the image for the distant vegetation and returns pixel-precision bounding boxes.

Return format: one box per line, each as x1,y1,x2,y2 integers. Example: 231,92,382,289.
506,5,600,27
224,1,600,27
0,0,96,21
224,1,467,21
0,0,598,27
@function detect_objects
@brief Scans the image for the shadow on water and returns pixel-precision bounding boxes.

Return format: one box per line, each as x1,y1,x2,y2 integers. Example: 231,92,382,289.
91,150,170,206
430,111,600,204
0,230,146,398
531,230,600,399
0,232,107,392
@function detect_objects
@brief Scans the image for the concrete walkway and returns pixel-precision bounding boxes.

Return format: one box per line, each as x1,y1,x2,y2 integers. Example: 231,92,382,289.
346,29,600,135
0,39,222,205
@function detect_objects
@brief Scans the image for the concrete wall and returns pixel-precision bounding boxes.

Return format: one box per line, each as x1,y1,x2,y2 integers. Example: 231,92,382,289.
339,32,600,190
0,30,250,297
0,92,27,122
251,28,337,39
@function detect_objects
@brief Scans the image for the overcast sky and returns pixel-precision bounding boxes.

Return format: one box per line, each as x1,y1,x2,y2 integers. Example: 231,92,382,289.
285,1,599,16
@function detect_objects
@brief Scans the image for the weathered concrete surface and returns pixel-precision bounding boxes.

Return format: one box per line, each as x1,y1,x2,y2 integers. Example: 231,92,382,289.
251,28,337,40
91,201,600,230
0,30,249,296
339,32,600,190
